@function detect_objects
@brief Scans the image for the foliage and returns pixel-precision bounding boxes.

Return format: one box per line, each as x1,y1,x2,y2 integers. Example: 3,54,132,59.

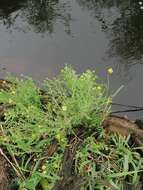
0,66,142,190
75,135,143,190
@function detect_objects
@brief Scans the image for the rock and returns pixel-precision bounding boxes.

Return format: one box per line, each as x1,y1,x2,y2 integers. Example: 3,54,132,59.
103,115,143,146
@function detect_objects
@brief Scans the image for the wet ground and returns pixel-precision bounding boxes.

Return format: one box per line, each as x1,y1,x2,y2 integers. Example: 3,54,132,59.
0,0,143,118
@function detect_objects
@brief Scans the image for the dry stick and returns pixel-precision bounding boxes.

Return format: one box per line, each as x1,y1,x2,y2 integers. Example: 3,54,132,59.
92,103,143,115
111,108,143,114
112,102,143,109
52,127,93,190
10,151,25,179
111,102,143,114
0,148,25,180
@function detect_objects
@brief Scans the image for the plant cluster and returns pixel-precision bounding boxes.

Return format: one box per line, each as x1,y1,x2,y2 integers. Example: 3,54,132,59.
0,66,142,190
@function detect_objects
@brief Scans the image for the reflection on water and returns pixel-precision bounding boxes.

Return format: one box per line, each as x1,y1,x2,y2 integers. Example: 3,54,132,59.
1,0,143,66
0,0,25,16
77,0,143,63
0,0,143,118
0,0,71,34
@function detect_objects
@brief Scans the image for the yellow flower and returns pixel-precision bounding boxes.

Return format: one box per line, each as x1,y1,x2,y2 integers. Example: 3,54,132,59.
11,91,16,94
107,68,113,75
56,134,61,140
42,170,47,174
97,86,102,91
8,99,13,103
3,137,8,142
62,106,67,111
4,112,8,117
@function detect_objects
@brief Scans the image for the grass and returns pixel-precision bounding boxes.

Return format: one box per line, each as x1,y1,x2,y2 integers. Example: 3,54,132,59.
0,66,143,190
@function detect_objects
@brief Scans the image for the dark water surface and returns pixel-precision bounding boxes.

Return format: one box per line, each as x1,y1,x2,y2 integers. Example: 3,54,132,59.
0,0,143,118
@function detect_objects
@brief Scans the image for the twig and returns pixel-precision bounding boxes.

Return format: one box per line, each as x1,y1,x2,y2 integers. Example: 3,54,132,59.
112,102,143,109
0,148,25,180
111,108,143,114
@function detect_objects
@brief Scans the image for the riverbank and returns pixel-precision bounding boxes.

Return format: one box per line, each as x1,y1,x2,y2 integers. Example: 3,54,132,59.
0,67,143,190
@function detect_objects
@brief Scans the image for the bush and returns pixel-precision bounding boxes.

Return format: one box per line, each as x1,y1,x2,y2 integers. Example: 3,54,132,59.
0,66,142,190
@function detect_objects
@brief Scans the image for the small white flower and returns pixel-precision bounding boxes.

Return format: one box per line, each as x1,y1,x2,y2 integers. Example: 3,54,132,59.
42,165,47,170
140,6,143,9
139,1,143,5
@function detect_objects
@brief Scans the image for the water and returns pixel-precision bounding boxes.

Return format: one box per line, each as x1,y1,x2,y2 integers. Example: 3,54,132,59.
0,0,143,118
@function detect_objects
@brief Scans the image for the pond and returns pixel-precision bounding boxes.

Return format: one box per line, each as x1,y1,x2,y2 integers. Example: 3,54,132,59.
0,0,143,118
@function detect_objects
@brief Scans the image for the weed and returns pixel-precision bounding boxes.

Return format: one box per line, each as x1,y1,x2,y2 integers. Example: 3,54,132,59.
0,66,142,190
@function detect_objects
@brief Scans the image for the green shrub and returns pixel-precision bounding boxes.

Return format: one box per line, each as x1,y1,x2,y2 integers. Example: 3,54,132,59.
0,66,142,190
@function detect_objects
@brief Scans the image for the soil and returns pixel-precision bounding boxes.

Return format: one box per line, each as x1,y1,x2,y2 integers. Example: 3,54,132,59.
0,155,10,190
